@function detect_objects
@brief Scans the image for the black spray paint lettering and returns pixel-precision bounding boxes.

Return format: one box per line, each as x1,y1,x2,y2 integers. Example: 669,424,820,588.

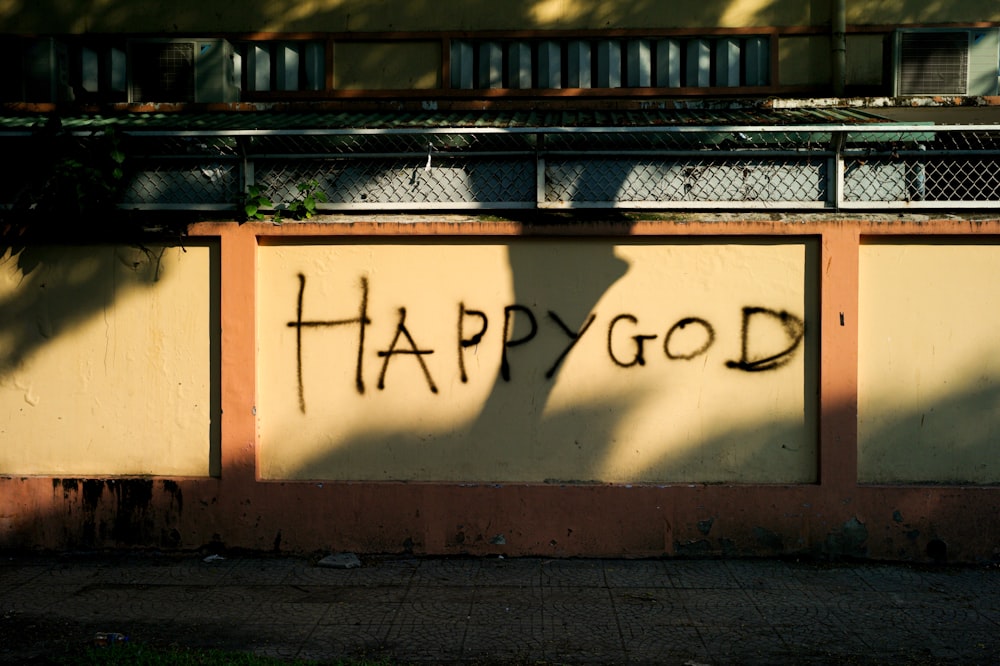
664,317,716,360
287,276,806,403
545,311,597,379
377,307,438,393
500,305,537,382
725,307,805,372
457,303,488,383
607,314,659,368
287,274,370,413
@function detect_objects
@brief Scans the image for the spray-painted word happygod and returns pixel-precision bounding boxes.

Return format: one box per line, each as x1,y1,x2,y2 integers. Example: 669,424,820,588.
287,274,805,413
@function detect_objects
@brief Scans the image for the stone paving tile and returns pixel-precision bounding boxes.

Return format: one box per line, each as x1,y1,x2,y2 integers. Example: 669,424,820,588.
2,554,999,664
404,582,477,603
233,621,318,651
679,588,768,627
542,616,625,664
774,618,873,658
0,561,47,587
49,588,185,622
698,625,791,665
395,601,474,624
409,557,482,586
462,621,548,663
610,588,696,626
282,557,417,587
475,557,543,586
665,559,742,588
31,561,110,585
382,621,468,662
743,588,843,625
300,621,391,657
620,624,711,665
854,563,937,591
603,559,672,588
726,558,801,590
317,600,399,626
467,602,542,625
1,583,73,613
292,584,409,604
785,562,867,589
223,557,299,584
541,558,607,586
250,601,331,626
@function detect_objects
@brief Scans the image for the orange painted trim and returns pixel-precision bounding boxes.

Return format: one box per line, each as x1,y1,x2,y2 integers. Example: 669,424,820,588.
216,224,258,487
819,226,860,491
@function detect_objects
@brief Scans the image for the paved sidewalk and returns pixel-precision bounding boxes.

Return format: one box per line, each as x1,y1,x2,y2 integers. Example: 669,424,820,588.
1,552,998,664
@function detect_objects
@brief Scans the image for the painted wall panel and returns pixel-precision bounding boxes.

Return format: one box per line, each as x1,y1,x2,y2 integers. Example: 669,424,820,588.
334,42,440,90
778,35,831,86
6,1,1000,35
257,239,817,483
0,245,218,476
859,242,1000,484
2,1,824,33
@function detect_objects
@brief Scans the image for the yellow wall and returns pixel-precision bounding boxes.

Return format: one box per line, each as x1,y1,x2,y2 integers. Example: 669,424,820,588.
334,42,440,90
0,244,218,477
859,242,1000,484
846,1,1000,25
5,0,998,34
257,239,817,483
846,34,885,87
779,36,831,87
3,0,828,34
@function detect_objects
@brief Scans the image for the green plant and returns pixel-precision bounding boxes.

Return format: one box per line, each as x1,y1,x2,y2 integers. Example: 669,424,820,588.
240,185,272,221
46,127,127,217
280,179,328,221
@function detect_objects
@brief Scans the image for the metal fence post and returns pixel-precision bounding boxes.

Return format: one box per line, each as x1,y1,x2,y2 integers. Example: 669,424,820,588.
830,130,845,210
535,132,546,208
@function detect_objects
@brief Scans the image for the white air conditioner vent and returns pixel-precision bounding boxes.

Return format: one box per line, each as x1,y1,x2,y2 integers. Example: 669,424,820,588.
896,29,1000,96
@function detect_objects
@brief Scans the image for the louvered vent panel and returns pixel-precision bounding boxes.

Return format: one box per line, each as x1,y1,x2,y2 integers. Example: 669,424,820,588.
131,42,195,102
898,31,968,95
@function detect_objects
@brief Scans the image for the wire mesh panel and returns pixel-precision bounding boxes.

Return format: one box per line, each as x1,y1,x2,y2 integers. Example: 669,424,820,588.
546,157,827,204
121,161,238,207
842,127,1000,205
255,157,536,208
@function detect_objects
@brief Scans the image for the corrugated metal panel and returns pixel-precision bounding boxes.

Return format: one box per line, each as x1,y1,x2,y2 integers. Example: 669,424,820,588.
0,108,897,133
656,39,681,87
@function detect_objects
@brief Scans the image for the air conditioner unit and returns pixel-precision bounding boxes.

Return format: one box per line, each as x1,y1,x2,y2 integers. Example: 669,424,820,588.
129,38,239,103
895,28,1000,96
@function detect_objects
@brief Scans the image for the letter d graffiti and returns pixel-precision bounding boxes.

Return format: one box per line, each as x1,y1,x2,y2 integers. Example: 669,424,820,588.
725,307,805,372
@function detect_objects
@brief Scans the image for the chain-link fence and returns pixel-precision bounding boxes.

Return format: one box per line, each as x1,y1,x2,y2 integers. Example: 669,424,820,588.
3,125,999,213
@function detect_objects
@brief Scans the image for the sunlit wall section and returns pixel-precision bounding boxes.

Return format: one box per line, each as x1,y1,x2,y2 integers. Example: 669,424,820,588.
0,245,218,476
257,239,817,483
859,242,1000,484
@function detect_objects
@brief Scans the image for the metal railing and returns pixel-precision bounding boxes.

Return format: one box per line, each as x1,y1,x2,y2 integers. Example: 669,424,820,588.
3,124,999,213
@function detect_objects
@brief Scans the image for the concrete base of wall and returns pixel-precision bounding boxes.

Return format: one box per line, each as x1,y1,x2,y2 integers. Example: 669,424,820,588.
2,477,996,564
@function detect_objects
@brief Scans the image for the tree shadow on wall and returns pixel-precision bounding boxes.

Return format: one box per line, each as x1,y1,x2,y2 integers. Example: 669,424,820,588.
282,232,818,481
0,244,165,376
19,1,975,37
